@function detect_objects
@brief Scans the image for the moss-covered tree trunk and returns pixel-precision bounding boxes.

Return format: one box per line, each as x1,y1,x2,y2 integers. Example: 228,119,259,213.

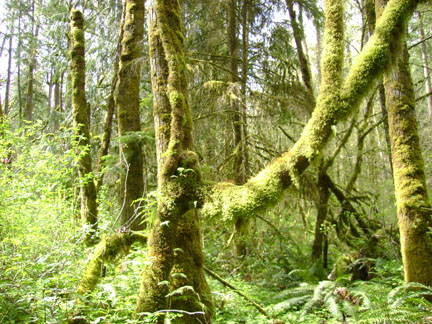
77,231,147,296
114,0,145,231
376,0,432,290
69,10,98,244
136,0,213,322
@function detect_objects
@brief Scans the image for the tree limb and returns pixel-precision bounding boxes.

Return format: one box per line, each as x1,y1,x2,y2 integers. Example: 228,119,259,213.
201,0,422,224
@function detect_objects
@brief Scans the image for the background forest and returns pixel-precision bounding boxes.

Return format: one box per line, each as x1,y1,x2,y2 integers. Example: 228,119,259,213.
1,0,432,323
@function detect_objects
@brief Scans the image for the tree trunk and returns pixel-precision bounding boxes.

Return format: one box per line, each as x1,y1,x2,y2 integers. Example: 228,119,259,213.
376,0,432,292
229,0,250,258
114,0,145,231
52,73,62,132
24,0,41,122
241,0,250,179
47,72,53,116
286,0,315,112
69,10,98,244
0,96,3,120
95,6,125,194
311,169,330,262
4,26,13,117
228,0,243,184
136,0,213,322
417,11,432,127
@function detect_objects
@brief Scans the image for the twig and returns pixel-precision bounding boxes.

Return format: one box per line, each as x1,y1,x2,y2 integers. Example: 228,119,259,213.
203,266,277,321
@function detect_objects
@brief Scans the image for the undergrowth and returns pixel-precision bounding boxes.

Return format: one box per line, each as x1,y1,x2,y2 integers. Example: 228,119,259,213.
1,123,432,323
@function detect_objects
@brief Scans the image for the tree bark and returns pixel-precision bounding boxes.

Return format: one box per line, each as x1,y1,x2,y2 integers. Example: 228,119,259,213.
136,1,213,322
229,0,250,258
376,0,432,292
17,10,23,125
312,168,330,262
286,0,315,112
114,0,145,231
52,72,62,132
417,11,432,127
95,7,125,194
0,96,3,120
24,0,41,122
69,10,98,244
4,26,13,117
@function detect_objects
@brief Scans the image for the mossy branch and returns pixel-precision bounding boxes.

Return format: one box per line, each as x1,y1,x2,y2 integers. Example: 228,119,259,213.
201,0,423,223
76,231,147,296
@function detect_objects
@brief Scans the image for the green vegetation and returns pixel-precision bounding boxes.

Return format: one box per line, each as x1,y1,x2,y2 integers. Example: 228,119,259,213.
1,0,432,323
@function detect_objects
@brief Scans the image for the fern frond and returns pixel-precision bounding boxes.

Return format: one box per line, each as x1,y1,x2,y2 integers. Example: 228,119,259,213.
274,283,315,301
323,294,344,321
273,295,310,314
300,281,334,317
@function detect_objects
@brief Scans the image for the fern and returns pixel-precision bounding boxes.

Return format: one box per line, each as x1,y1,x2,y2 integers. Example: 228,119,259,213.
301,280,335,318
273,295,310,313
323,294,344,322
356,282,432,324
274,283,315,301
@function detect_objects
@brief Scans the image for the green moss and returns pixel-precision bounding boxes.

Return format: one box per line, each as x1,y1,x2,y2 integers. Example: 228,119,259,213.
169,90,183,108
202,157,286,222
69,9,98,243
77,232,147,295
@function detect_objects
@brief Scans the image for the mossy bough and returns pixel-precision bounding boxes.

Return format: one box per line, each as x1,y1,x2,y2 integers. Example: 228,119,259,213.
76,231,147,296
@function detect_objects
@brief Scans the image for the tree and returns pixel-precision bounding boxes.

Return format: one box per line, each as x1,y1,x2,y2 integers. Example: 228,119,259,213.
24,0,42,122
417,11,432,126
376,0,432,292
3,20,13,117
203,0,426,252
69,9,98,244
114,0,145,231
136,0,213,322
